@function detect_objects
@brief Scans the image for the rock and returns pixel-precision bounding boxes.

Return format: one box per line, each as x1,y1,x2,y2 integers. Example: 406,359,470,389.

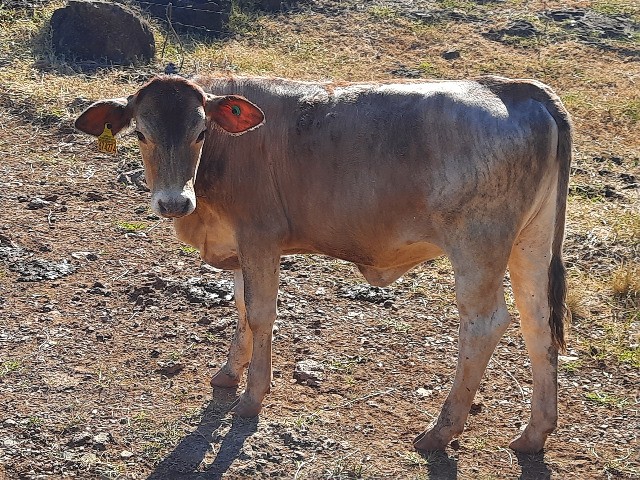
12,259,77,282
92,432,112,451
84,191,105,202
483,20,539,42
416,387,432,397
389,65,423,78
3,438,18,447
442,49,460,60
542,9,637,40
50,0,155,65
338,284,394,304
120,450,134,459
117,169,148,191
293,359,325,386
27,197,50,210
156,360,185,376
68,432,92,447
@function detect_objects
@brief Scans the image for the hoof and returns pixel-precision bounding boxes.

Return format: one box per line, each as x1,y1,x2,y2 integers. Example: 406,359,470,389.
509,427,547,454
210,368,241,388
413,429,449,452
232,393,263,418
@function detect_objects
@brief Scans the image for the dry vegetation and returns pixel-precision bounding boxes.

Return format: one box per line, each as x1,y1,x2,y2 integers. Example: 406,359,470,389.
0,0,638,479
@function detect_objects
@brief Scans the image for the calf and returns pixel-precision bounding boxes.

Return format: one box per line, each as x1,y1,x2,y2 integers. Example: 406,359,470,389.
75,74,572,453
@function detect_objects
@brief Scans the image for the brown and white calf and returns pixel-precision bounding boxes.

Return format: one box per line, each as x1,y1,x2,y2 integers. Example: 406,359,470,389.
75,74,572,453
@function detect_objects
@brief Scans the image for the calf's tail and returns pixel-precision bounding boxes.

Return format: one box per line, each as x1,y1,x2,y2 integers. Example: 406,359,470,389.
547,95,572,353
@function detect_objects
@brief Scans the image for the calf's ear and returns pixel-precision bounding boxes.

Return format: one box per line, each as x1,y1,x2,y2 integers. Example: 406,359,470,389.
75,98,132,136
205,94,265,135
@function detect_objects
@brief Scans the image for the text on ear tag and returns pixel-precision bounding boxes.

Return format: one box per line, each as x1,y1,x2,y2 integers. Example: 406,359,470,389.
97,123,117,154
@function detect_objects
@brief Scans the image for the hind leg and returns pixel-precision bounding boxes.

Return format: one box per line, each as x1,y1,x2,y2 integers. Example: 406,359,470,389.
211,270,252,387
508,212,558,453
414,246,511,451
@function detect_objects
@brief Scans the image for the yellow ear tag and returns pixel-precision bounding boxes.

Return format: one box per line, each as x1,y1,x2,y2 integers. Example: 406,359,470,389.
97,123,117,155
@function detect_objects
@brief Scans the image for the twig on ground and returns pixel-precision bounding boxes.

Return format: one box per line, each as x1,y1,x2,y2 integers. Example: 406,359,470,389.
324,388,396,410
502,366,526,403
497,446,514,467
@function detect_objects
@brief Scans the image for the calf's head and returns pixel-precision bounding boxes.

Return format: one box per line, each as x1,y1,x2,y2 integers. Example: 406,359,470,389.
75,76,264,217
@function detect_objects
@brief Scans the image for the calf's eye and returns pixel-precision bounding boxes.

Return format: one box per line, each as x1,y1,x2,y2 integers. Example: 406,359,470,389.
196,130,206,143
135,131,146,142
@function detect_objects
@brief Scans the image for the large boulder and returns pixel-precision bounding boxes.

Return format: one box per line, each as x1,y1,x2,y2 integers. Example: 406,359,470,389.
50,0,155,65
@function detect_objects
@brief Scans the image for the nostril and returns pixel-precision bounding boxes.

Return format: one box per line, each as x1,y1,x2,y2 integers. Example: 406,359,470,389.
180,199,194,215
156,199,169,215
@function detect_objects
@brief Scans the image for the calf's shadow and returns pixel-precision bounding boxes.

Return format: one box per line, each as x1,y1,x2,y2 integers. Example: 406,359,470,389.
147,388,258,480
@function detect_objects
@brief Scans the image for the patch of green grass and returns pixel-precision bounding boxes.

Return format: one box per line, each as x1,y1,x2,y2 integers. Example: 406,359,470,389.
368,6,399,21
378,318,412,333
400,451,429,468
418,61,440,77
561,359,583,373
592,1,640,20
561,91,595,113
617,347,639,368
115,221,147,233
621,100,640,123
324,456,370,479
584,391,627,408
132,410,151,424
27,416,43,429
288,412,321,431
0,359,21,377
179,245,199,255
435,0,477,13
325,356,368,374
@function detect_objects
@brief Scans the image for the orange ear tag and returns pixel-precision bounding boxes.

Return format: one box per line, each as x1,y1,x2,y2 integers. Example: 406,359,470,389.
97,123,117,155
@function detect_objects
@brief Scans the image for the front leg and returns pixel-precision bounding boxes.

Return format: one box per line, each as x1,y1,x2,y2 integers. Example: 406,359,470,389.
211,269,252,388
233,245,280,418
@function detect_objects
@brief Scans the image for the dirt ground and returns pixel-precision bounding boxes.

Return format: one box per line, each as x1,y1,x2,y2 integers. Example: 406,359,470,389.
1,1,639,479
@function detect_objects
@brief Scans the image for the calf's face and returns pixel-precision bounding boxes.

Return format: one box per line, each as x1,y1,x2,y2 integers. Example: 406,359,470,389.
75,76,264,218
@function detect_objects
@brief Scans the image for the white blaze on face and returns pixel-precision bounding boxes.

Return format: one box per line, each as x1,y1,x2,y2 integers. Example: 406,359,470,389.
136,105,207,219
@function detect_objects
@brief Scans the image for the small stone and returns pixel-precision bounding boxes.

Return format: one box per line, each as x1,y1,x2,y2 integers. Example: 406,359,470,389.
4,419,17,427
293,359,325,387
442,49,460,60
92,432,112,451
416,387,432,397
120,450,134,459
156,360,184,376
68,432,92,447
559,355,579,362
27,198,50,210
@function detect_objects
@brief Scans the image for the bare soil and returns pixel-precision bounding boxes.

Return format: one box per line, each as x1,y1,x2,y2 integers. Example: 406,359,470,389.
0,1,639,479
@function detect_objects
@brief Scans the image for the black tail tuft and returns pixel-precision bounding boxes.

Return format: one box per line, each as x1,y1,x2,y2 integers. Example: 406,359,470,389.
549,254,570,352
